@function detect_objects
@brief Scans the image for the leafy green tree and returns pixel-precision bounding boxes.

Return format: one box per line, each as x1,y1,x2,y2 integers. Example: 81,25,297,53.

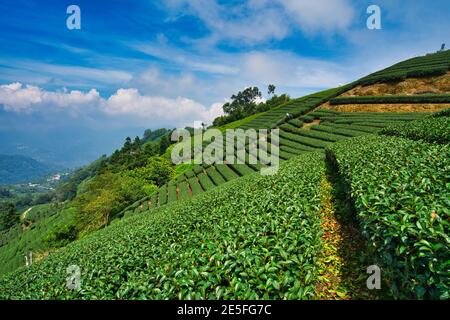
127,156,174,187
74,171,151,236
123,137,132,154
133,136,141,150
0,203,18,231
222,87,262,117
159,135,171,155
268,84,276,96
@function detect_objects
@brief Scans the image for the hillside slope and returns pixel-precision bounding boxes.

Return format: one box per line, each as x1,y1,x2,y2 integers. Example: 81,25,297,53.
0,154,57,184
1,50,449,300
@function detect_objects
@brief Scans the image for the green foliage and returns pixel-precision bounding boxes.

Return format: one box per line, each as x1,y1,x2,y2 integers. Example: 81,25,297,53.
279,130,329,149
227,164,256,177
55,156,108,201
240,87,345,129
197,173,215,191
158,185,167,206
432,107,450,118
213,86,290,127
280,124,345,142
381,116,450,144
126,156,174,187
300,116,314,123
73,171,150,236
187,177,203,195
213,87,263,126
178,182,190,200
320,123,381,134
268,84,276,95
311,125,366,138
0,205,75,275
330,94,450,105
43,222,77,248
327,135,449,299
215,164,239,182
0,203,18,231
167,185,177,203
0,152,325,300
288,119,303,127
356,50,450,86
205,167,227,186
142,128,170,144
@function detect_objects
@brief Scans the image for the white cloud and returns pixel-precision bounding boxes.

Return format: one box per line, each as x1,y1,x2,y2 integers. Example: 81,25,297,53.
0,83,223,127
164,0,355,44
0,82,101,113
104,88,222,126
277,0,355,34
0,83,42,112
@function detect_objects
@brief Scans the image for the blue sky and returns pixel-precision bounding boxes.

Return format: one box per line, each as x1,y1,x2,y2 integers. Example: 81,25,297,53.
0,0,449,166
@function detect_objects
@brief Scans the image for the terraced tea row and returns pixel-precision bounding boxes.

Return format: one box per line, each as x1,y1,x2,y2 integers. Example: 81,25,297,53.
239,87,346,130
123,111,431,215
0,152,326,300
326,135,449,299
330,94,450,105
356,50,450,86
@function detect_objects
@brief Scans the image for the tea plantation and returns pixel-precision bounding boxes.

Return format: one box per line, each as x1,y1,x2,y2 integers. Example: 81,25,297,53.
0,50,449,300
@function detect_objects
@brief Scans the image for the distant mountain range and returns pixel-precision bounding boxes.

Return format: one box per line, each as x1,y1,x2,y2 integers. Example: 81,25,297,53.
0,154,57,184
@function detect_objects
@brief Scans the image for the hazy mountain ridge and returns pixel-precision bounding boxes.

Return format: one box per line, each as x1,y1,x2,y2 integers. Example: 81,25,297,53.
0,154,57,184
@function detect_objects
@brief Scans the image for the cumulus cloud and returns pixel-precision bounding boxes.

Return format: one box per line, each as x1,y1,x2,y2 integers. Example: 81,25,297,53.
0,83,223,127
104,88,223,126
0,82,101,113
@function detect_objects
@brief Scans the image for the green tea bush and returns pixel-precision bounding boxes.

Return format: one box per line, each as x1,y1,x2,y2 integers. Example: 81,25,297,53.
288,119,303,127
167,185,177,203
279,130,329,149
228,164,255,177
433,108,450,118
187,177,203,195
197,173,215,191
279,138,316,152
381,117,450,144
206,167,226,186
158,186,167,205
327,136,449,299
178,182,190,200
311,125,366,137
0,152,326,300
330,94,450,105
215,164,239,181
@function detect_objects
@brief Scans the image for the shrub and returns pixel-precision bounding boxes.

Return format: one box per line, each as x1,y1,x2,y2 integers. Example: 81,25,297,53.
288,119,303,127
178,182,190,200
43,223,77,248
167,185,177,203
380,116,450,144
227,164,256,177
330,94,450,105
0,152,326,300
158,186,167,205
187,177,203,195
327,135,449,299
311,125,366,138
279,130,329,149
215,164,240,182
206,167,227,186
197,173,215,191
